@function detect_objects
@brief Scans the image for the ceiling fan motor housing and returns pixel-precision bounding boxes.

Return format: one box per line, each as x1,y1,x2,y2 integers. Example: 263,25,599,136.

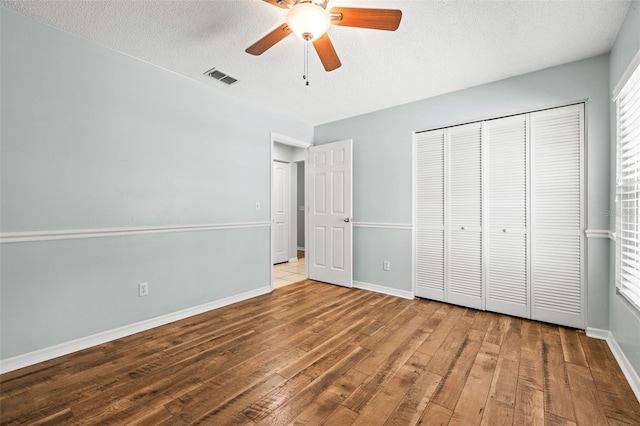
286,1,331,42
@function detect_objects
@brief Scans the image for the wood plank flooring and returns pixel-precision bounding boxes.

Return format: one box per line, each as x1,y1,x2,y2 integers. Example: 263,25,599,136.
1,280,639,425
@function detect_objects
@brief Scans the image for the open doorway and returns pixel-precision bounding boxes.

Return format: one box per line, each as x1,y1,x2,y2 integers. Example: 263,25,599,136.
270,133,311,289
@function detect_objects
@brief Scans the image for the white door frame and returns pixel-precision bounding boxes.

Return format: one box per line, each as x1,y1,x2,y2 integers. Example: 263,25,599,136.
270,132,312,290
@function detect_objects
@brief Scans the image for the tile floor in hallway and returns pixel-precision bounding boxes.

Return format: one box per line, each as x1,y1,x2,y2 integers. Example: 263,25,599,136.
273,251,306,288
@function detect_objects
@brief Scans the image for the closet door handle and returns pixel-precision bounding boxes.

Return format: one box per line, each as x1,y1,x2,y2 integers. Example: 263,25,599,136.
461,226,466,230
503,228,508,233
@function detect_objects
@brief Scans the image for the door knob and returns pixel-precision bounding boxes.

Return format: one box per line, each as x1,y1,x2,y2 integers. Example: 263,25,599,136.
461,226,466,230
344,218,351,223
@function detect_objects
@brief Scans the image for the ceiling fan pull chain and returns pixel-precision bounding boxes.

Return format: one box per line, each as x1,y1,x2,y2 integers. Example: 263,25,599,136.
303,39,310,86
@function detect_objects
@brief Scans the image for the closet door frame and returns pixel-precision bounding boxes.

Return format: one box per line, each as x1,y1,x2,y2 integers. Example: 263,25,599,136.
413,101,586,330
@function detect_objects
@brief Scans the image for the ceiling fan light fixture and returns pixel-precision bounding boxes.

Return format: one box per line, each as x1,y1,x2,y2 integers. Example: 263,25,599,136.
286,1,330,42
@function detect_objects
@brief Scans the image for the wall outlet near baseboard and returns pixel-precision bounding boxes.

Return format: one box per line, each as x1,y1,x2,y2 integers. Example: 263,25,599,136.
383,261,391,271
138,282,149,297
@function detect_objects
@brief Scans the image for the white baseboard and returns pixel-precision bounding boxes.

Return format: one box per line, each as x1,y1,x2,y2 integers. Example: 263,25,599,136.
297,247,305,251
353,280,414,300
288,257,299,263
586,327,640,403
0,285,272,374
606,332,640,403
586,327,610,340
588,327,640,403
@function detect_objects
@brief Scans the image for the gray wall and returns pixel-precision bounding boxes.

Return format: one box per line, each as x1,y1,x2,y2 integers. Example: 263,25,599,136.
0,8,312,360
609,0,640,385
315,54,611,329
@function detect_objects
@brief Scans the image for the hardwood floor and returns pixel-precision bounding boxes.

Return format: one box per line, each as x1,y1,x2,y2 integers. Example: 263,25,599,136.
1,280,639,425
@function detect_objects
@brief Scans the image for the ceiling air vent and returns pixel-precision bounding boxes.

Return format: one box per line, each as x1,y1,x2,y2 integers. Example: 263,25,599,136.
204,67,238,86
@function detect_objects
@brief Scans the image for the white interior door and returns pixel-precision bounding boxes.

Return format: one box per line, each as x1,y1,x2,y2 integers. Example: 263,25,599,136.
308,140,353,287
273,161,289,264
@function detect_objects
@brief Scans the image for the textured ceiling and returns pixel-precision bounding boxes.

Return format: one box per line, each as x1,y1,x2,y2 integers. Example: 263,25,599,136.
1,0,631,125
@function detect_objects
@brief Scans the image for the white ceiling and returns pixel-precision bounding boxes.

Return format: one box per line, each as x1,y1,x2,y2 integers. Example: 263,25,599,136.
1,0,631,125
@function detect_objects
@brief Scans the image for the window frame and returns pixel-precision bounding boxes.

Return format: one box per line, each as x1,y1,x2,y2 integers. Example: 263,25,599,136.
615,49,640,313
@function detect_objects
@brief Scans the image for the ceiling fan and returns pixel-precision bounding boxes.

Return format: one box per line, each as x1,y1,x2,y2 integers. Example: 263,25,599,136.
245,0,402,72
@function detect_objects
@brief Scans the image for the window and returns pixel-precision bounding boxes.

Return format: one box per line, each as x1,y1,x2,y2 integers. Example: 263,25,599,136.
615,51,640,312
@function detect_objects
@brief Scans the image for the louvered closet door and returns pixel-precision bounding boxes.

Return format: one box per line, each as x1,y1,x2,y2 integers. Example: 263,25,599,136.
415,129,445,300
531,104,585,329
485,114,529,318
447,122,483,309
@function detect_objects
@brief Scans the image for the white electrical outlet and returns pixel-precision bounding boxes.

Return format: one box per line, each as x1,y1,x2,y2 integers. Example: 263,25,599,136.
383,261,391,271
138,282,149,297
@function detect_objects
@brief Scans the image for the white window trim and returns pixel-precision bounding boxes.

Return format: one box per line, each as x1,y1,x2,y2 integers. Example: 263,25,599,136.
613,48,640,101
615,48,640,313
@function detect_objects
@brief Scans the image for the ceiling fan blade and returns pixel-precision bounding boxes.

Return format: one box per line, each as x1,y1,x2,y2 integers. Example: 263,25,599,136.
330,7,402,31
245,23,292,56
313,33,341,72
261,0,291,9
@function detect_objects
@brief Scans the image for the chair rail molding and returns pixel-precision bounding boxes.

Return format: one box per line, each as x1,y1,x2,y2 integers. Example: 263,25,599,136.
0,222,271,244
352,222,413,230
585,229,615,240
